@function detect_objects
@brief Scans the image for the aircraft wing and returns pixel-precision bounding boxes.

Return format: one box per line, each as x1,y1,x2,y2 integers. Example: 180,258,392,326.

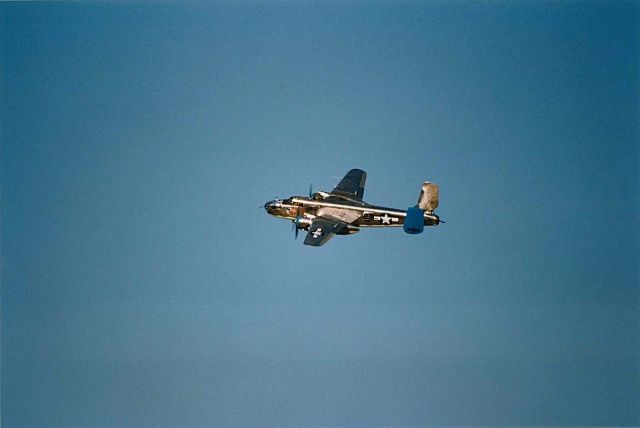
303,218,349,246
331,169,367,201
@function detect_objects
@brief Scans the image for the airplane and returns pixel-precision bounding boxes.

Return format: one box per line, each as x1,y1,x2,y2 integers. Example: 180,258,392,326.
264,169,442,246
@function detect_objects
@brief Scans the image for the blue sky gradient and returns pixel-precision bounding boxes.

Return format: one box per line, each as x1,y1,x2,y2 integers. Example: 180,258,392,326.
2,2,639,426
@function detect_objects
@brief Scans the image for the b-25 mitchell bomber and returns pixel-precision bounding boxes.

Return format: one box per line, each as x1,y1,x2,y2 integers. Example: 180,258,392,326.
264,169,442,246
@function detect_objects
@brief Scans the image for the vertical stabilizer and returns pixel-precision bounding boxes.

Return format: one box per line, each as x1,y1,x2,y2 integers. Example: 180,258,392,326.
417,182,439,212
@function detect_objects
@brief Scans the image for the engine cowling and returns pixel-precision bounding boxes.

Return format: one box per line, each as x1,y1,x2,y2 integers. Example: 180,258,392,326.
294,217,313,230
403,206,424,234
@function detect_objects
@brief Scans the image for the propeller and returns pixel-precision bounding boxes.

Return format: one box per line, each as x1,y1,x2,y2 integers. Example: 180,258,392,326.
289,186,313,239
292,211,303,240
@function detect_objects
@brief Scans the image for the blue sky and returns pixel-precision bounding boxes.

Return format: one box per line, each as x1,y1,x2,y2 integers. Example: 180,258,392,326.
2,2,638,426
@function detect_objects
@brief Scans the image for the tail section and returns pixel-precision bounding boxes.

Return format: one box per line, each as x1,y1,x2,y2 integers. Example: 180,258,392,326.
404,181,440,234
417,182,439,213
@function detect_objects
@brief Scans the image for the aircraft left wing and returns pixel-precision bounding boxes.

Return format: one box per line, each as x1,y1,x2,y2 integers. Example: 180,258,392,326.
303,218,349,246
331,169,367,201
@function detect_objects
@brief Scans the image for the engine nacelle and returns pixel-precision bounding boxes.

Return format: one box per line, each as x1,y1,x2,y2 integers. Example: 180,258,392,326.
344,224,360,235
294,217,313,230
403,206,425,234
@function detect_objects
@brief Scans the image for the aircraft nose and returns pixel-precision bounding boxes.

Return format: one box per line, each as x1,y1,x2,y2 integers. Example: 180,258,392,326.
264,201,273,212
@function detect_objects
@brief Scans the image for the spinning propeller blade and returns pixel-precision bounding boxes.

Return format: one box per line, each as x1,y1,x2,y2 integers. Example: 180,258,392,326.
293,210,302,240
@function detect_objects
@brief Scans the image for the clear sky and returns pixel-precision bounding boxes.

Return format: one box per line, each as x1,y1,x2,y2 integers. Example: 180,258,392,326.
2,1,638,426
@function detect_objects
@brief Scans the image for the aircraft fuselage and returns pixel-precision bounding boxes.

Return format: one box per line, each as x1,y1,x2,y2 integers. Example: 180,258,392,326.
264,169,441,245
264,195,439,233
